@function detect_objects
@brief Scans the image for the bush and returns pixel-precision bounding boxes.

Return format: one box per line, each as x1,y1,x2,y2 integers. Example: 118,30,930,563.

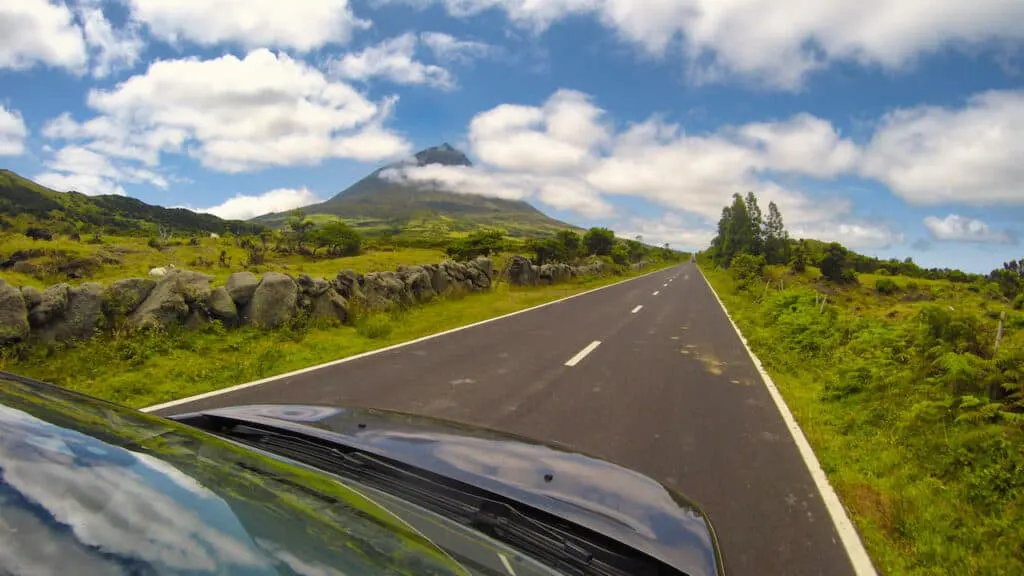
356,315,393,339
147,236,161,249
907,280,920,292
875,277,899,295
610,243,630,265
730,253,765,290
25,227,53,241
1014,294,1024,310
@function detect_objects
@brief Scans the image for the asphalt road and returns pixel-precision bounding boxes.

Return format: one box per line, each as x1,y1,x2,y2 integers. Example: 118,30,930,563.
153,262,859,576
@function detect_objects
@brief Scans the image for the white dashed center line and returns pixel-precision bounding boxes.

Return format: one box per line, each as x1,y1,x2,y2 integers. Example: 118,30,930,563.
653,291,660,296
565,341,602,367
631,305,643,314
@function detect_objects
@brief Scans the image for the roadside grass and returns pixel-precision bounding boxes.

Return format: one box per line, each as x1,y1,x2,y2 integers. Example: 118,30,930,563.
0,262,676,410
0,231,446,287
702,264,1024,576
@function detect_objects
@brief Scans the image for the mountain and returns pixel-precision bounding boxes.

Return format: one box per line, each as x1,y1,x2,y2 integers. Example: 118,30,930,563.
254,144,579,237
0,169,262,236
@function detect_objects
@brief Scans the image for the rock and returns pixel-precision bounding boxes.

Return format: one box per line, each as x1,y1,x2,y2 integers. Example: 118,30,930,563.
332,270,364,303
310,288,348,323
539,263,572,285
424,264,449,296
21,286,42,309
507,256,538,286
103,278,156,317
243,272,297,328
28,283,70,327
38,283,105,342
225,272,259,306
362,271,412,309
469,256,493,281
297,274,330,297
0,279,29,344
398,265,436,302
128,270,212,330
12,261,38,275
207,287,238,324
465,258,492,290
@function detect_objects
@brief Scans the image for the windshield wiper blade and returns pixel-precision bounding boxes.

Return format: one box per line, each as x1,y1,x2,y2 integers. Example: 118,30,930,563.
207,420,656,576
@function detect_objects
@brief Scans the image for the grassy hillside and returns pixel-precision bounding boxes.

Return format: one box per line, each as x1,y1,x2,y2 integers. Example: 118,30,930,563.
0,169,262,237
702,262,1024,575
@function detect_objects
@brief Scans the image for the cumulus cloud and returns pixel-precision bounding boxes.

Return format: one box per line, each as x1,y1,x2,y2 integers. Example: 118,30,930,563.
328,33,454,88
33,144,168,196
35,172,126,196
0,0,87,72
385,89,867,232
393,0,1024,89
0,105,28,156
791,222,905,250
860,89,1024,205
126,0,370,52
40,49,410,190
614,213,716,250
923,214,1014,244
420,32,493,63
198,188,321,220
78,1,145,78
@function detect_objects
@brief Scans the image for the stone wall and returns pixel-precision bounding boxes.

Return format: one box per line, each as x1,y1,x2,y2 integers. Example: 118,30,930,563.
0,256,494,346
0,255,606,347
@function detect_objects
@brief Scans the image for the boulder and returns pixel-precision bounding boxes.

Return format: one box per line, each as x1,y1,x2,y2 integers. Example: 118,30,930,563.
20,286,42,309
469,256,493,281
507,256,538,286
465,258,492,290
0,279,29,344
28,283,70,328
332,270,364,303
243,272,297,328
425,264,449,296
539,263,572,285
225,272,259,306
362,271,411,309
310,288,348,323
207,287,238,324
128,270,212,330
297,274,330,297
397,265,436,302
38,283,105,342
103,278,156,317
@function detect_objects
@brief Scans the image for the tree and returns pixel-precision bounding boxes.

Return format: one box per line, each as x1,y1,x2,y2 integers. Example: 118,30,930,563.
763,201,789,264
286,209,315,252
527,238,563,265
744,192,764,256
312,220,361,257
790,244,807,273
819,242,857,283
610,243,630,265
555,230,582,261
583,227,616,256
446,229,505,261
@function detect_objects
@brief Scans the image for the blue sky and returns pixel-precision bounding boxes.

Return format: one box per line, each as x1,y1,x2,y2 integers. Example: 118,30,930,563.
1,0,1023,273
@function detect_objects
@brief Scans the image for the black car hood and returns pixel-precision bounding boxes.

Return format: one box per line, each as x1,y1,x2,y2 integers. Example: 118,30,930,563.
178,404,723,576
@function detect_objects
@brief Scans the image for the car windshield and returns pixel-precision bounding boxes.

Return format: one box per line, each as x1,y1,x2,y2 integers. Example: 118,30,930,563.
0,376,547,575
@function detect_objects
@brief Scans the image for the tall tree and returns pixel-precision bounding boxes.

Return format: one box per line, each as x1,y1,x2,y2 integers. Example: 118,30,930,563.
725,193,753,264
763,201,789,264
744,191,764,256
583,227,616,256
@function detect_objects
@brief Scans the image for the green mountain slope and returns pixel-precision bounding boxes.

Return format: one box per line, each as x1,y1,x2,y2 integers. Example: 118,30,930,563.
254,144,579,237
0,169,262,236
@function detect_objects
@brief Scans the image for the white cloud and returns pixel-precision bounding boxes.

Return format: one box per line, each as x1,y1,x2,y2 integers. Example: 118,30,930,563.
614,213,716,250
78,2,145,78
0,0,87,72
860,89,1024,205
328,33,454,88
43,49,410,176
420,32,492,62
198,188,321,220
126,0,370,52
395,0,1024,89
35,172,126,196
791,222,904,250
385,89,857,229
923,214,1013,244
0,105,28,156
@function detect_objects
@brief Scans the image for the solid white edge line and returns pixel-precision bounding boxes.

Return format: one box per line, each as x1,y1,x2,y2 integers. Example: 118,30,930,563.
695,265,878,576
141,265,679,413
564,340,601,367
498,552,517,576
631,305,643,314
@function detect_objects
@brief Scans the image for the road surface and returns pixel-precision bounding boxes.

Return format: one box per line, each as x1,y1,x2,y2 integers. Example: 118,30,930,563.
152,262,861,576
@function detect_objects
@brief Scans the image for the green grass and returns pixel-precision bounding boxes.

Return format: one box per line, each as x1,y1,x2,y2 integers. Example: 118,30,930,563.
702,264,1024,576
1,261,678,409
0,231,447,288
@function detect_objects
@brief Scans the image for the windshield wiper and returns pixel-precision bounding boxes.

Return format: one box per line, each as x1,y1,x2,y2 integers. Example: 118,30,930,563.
202,418,670,576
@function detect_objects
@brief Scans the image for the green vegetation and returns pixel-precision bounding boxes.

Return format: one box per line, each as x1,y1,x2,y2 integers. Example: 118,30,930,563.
700,192,1024,575
1,263,677,409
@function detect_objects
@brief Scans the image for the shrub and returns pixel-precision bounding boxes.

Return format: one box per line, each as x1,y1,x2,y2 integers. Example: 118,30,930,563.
730,253,765,290
1014,294,1024,310
907,280,920,292
610,243,630,265
356,314,393,339
147,236,161,249
25,227,53,241
875,278,899,295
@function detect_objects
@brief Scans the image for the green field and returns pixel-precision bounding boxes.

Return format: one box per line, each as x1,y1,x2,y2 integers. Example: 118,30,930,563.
702,263,1024,576
1,262,675,409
